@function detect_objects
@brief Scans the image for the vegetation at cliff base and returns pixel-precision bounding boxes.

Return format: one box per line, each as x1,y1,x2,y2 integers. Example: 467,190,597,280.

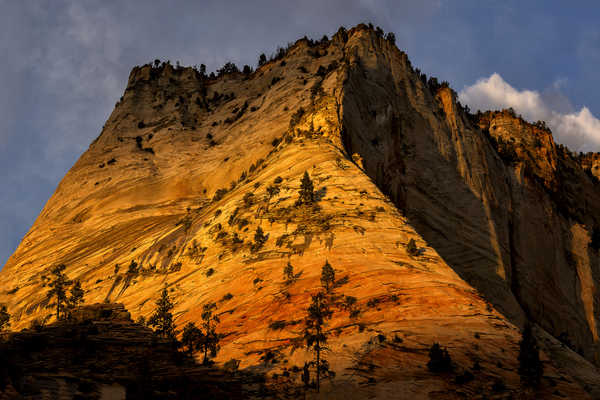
148,287,177,340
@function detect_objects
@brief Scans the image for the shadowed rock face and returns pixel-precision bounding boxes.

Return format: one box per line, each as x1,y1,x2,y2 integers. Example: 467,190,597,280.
339,31,600,366
1,24,600,398
0,303,262,399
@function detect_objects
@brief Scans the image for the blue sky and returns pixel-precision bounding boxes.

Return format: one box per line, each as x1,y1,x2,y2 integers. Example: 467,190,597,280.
2,0,600,267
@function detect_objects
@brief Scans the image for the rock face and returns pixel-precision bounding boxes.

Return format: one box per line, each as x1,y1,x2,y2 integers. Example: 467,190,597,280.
2,24,600,397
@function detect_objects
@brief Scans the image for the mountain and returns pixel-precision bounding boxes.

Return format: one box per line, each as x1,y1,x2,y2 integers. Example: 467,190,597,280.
2,24,600,398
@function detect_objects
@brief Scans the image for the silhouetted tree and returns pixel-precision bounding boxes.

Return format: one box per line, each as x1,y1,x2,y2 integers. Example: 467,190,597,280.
518,323,543,387
181,322,203,356
302,362,310,388
304,292,332,392
385,32,396,44
320,261,335,292
46,264,72,320
200,302,220,364
427,342,452,372
242,65,252,74
0,305,9,331
148,287,177,340
217,62,238,76
258,53,267,67
298,171,315,205
65,280,85,319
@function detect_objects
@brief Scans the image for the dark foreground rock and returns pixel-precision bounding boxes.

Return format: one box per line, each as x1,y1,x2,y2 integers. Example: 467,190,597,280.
0,303,265,399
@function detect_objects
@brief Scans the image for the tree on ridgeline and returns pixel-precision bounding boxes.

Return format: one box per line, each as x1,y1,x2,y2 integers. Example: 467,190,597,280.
148,286,177,341
258,53,267,67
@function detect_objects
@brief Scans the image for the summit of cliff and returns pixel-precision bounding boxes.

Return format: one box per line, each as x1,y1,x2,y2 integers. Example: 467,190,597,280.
2,24,600,398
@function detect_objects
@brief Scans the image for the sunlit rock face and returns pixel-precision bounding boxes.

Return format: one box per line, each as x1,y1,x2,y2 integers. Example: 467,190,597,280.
2,24,600,398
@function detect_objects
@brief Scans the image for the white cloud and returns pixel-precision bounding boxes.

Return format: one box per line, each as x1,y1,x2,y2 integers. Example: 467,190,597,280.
459,73,600,152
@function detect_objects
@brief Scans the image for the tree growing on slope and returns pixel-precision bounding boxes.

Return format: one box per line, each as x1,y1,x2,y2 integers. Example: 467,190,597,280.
252,226,269,252
199,302,221,365
148,287,177,341
181,322,203,356
297,171,315,205
0,305,10,331
304,292,333,392
65,280,85,319
320,260,335,293
46,264,72,320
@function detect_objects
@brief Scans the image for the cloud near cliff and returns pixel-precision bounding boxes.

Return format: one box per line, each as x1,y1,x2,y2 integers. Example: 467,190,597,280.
459,73,600,152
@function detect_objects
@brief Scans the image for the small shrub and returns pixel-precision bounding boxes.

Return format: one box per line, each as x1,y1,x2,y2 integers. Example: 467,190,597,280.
274,176,283,184
366,298,380,308
213,188,228,202
128,260,139,274
206,268,215,277
243,193,255,207
406,239,419,256
222,293,234,301
269,320,287,330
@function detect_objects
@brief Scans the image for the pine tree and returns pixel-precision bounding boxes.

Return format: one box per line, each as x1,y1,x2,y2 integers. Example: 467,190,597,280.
181,322,204,356
252,226,268,252
46,264,72,320
320,260,335,292
518,323,543,387
65,280,85,319
200,302,221,365
298,171,315,205
148,287,177,340
265,185,280,211
406,238,419,256
304,292,332,392
0,305,10,331
258,53,267,67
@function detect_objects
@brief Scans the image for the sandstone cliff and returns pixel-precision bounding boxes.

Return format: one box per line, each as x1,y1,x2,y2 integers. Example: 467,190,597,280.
1,24,600,398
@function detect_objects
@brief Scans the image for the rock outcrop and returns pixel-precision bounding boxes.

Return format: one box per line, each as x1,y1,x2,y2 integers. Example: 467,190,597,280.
2,24,600,398
0,303,263,399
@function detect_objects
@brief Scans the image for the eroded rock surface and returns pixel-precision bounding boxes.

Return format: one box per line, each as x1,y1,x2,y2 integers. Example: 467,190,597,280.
2,24,600,398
